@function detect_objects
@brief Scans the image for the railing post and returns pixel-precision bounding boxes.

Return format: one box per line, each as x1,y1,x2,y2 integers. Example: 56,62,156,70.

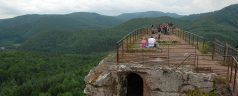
116,43,119,63
194,45,197,71
138,30,139,39
137,30,139,39
185,32,187,42
134,31,136,42
189,33,191,44
212,41,215,60
134,30,137,41
122,40,124,56
193,34,195,45
183,31,186,41
233,61,237,91
183,31,185,40
126,37,129,51
179,30,181,37
132,32,133,43
176,29,178,36
146,28,149,34
196,55,199,72
227,57,231,79
139,30,141,39
141,29,143,38
168,44,170,65
196,36,199,49
130,34,132,44
179,30,181,38
230,59,233,83
132,32,134,43
136,31,138,40
224,42,228,65
136,31,137,41
140,29,142,38
136,30,138,41
202,39,205,50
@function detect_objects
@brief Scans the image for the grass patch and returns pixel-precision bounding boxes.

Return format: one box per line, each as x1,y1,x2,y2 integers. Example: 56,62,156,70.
158,40,178,45
186,76,230,96
214,76,229,85
126,48,159,53
186,88,216,96
198,42,209,54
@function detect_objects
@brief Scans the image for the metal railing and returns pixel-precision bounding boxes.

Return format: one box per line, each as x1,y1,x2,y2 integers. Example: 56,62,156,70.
174,28,238,95
176,54,196,68
116,28,149,63
224,55,238,93
173,28,206,51
211,40,238,95
116,27,197,66
213,39,238,59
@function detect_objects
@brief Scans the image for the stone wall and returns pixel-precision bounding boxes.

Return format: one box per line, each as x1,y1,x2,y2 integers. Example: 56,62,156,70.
84,57,217,96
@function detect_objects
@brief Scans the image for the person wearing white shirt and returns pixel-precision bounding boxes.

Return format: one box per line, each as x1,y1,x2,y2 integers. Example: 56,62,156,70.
147,36,156,48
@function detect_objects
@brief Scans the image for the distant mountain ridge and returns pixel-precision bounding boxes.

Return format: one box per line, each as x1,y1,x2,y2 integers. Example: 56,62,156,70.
0,11,181,46
0,4,238,53
116,11,182,20
0,12,124,46
179,4,238,45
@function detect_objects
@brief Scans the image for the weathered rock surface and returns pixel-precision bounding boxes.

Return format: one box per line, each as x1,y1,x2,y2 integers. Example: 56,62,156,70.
84,55,217,96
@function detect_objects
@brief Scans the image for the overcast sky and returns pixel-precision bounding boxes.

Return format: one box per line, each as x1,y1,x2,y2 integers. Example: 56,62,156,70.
0,0,238,19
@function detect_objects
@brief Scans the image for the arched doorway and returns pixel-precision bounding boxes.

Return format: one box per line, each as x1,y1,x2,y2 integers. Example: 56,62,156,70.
126,73,143,96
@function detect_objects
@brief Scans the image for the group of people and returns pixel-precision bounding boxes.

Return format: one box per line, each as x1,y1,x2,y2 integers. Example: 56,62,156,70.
140,23,174,48
140,36,156,48
159,23,173,35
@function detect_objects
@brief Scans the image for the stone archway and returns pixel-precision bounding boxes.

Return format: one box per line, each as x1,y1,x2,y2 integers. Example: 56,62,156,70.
126,73,143,96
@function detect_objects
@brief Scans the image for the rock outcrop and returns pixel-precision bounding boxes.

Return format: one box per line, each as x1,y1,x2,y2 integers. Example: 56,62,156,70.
84,54,216,96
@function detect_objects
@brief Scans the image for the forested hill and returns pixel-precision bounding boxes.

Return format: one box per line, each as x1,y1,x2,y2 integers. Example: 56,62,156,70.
20,18,153,54
0,4,238,53
179,4,238,45
116,11,182,20
22,5,238,53
0,12,124,46
0,11,182,48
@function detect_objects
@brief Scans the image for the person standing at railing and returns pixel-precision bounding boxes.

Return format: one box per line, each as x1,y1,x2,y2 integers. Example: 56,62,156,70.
140,37,147,48
151,25,154,34
160,24,164,34
163,25,168,35
152,28,158,40
157,26,161,40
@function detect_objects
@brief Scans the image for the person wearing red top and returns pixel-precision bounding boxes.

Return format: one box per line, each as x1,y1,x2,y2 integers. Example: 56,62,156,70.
140,37,147,48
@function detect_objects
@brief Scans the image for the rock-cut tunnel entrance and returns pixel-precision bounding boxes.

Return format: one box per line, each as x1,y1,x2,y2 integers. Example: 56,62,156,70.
126,73,143,96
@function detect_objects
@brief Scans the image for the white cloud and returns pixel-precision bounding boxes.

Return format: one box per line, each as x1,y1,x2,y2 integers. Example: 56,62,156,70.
0,0,237,19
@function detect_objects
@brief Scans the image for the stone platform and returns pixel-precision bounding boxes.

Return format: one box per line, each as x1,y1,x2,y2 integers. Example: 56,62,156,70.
84,54,217,96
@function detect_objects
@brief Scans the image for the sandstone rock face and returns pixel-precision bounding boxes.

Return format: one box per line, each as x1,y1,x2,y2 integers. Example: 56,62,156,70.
84,56,217,96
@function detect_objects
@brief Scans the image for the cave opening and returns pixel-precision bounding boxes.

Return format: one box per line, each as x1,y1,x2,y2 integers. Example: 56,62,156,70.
126,73,143,96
